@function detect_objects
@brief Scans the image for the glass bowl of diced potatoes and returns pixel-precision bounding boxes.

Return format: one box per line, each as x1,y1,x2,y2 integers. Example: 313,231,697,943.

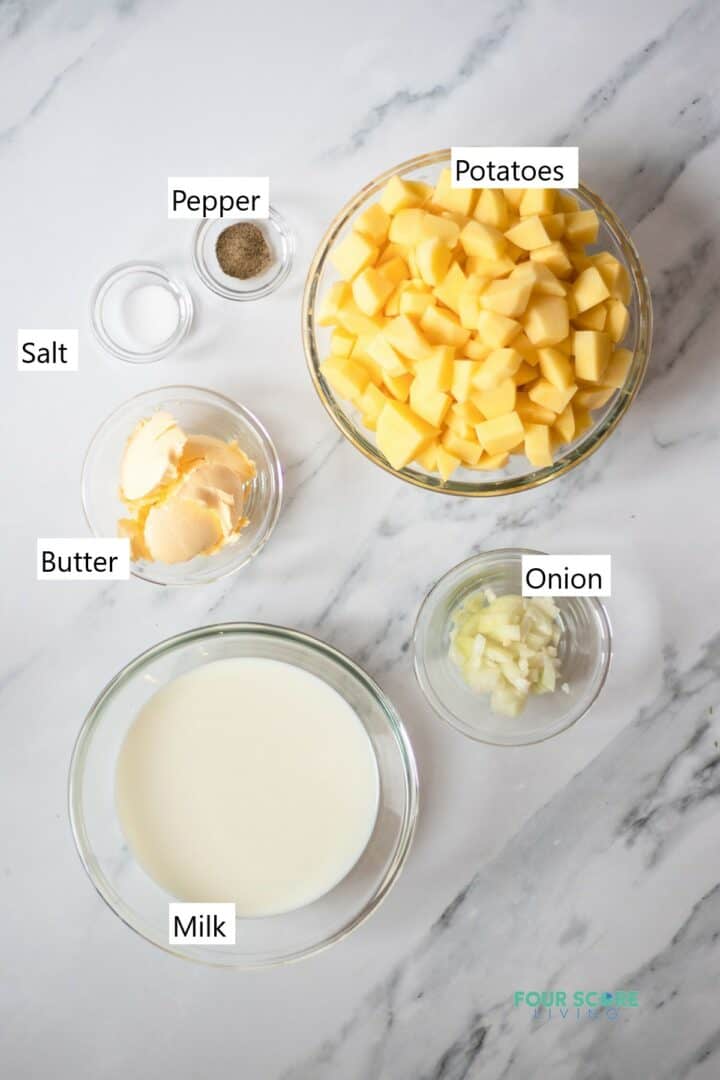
302,149,652,495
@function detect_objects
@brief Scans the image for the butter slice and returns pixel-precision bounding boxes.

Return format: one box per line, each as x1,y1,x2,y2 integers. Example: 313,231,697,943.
144,500,225,564
120,412,187,501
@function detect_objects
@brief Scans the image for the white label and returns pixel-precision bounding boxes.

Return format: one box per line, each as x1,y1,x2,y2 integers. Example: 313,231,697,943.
451,147,579,188
17,329,78,371
168,903,236,945
37,539,130,580
521,555,611,596
168,177,269,219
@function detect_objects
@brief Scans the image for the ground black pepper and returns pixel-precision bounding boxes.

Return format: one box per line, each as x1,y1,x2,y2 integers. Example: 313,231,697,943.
215,222,273,280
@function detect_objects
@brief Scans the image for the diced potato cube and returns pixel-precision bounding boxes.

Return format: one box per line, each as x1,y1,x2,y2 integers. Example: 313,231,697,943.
378,255,410,286
573,303,607,331
436,445,462,481
399,287,436,318
524,423,553,467
516,394,556,425
476,310,521,347
376,400,437,469
330,328,355,357
524,296,569,346
512,331,540,365
330,232,378,280
565,209,599,246
465,256,515,279
354,202,391,245
520,188,556,217
529,241,573,278
359,383,389,428
318,281,350,325
418,213,460,247
367,333,410,376
537,346,574,390
384,286,402,317
473,348,522,390
554,402,575,442
572,266,611,313
458,292,483,330
415,440,439,471
605,299,630,343
556,192,580,214
451,400,484,424
385,315,434,362
505,215,553,251
574,330,612,381
601,347,633,388
539,213,565,240
460,220,507,260
475,411,525,455
432,262,467,314
574,406,593,437
381,370,414,402
528,378,577,414
451,359,479,403
480,277,533,318
593,253,631,303
503,188,525,208
470,452,510,471
474,189,509,230
336,298,385,338
444,410,475,439
352,267,394,316
513,361,538,386
462,337,491,361
441,428,483,465
379,175,426,214
320,356,371,402
510,261,566,297
416,237,453,286
431,168,476,216
409,378,451,426
414,346,455,392
472,377,516,419
388,208,425,246
574,386,615,410
569,250,592,273
420,304,470,347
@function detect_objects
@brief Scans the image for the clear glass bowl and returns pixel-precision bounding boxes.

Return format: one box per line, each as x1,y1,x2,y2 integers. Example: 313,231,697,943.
193,207,294,301
90,262,194,363
413,549,612,745
68,623,419,968
303,149,652,496
81,386,282,586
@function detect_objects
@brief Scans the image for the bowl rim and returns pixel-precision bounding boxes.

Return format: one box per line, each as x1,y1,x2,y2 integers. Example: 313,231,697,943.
89,260,194,364
412,548,613,745
80,384,283,587
68,621,420,968
192,206,295,301
302,148,653,496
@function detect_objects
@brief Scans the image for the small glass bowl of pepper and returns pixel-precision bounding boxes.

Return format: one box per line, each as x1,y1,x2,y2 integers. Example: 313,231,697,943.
192,207,294,301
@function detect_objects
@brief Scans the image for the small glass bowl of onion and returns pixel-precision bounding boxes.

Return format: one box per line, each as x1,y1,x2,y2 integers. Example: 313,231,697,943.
412,549,612,745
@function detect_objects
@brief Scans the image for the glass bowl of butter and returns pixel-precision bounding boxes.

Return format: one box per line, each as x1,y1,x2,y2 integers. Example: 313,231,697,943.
81,386,283,585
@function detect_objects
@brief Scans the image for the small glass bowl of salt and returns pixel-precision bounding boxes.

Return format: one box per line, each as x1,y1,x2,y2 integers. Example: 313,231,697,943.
90,262,193,363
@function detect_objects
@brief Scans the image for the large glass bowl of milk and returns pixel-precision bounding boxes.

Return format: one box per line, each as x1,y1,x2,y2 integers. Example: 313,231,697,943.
69,623,418,967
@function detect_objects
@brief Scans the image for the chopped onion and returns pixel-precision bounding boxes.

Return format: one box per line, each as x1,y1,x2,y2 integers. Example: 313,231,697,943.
449,589,565,717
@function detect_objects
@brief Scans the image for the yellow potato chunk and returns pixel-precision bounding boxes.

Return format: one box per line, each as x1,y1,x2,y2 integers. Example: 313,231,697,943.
359,383,390,429
418,213,460,247
330,232,378,280
462,337,491,361
480,277,533,318
554,403,575,442
379,176,426,214
317,281,350,326
601,347,633,388
574,330,612,382
416,237,453,286
367,333,410,376
465,256,515,279
510,261,566,297
399,285,436,317
505,215,553,251
524,423,554,467
572,266,611,313
520,188,556,217
524,296,569,346
441,428,483,465
414,346,455,392
573,303,607,331
410,379,451,427
376,400,437,469
388,208,425,246
385,315,433,363
538,346,574,390
432,262,467,314
472,377,516,419
476,310,521,347
605,299,630,342
528,378,577,414
336,298,385,338
539,213,565,240
473,348,523,390
431,168,476,216
530,241,573,278
352,267,394,316
593,253,631,303
557,192,580,214
321,356,371,402
475,411,525,455
503,188,525,209
451,359,479,403
420,305,470,347
435,444,462,481
565,210,599,246
378,255,410,286
474,189,509,230
330,328,355,357
516,395,556,425
575,387,615,410
381,370,413,402
470,452,511,471
513,361,538,386
354,202,391,245
459,220,507,260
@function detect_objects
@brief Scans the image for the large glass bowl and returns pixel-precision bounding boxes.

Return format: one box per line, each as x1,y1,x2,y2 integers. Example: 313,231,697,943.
303,150,652,496
81,386,282,586
68,623,418,968
413,550,612,744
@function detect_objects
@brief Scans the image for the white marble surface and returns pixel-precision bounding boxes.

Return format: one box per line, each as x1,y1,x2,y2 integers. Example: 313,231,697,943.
3,1,720,1077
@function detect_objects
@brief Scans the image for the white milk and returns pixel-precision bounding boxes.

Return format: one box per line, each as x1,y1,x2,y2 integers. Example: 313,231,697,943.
115,657,379,916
